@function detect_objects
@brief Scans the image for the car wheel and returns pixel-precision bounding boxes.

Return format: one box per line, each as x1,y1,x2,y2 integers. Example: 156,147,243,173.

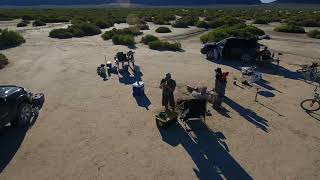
207,50,214,60
13,103,32,127
213,49,220,60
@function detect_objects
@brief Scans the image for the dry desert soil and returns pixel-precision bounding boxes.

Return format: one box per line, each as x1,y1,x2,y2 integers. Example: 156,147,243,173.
0,20,320,180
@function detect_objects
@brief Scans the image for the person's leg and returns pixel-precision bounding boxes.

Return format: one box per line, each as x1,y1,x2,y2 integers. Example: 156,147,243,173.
162,95,169,111
169,95,175,111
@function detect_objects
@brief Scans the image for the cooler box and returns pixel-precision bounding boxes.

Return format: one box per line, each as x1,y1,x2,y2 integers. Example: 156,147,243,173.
132,81,145,96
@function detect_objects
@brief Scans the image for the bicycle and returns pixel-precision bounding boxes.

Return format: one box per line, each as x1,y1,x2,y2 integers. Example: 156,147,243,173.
297,62,320,83
301,86,320,112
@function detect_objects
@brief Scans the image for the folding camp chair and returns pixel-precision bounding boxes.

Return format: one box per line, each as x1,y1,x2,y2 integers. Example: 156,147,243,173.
180,99,207,130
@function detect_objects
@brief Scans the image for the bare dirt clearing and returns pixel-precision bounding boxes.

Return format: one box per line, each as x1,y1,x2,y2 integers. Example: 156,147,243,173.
0,21,320,180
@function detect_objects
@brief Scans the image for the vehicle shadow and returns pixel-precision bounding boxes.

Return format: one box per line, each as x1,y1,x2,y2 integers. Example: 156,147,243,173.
213,59,302,81
223,96,269,132
0,112,40,173
158,121,253,180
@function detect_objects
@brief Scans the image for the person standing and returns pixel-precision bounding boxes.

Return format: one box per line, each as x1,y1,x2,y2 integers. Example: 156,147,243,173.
160,73,176,111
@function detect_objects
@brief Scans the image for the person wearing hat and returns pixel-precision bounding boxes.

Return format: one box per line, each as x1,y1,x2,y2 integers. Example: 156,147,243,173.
160,73,176,111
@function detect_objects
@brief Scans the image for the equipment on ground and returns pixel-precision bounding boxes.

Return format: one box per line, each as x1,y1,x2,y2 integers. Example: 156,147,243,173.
178,99,207,129
301,86,320,112
297,62,320,83
114,51,135,71
132,81,145,96
156,111,178,128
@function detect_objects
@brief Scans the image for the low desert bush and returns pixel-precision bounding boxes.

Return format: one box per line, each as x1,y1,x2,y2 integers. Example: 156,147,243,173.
135,23,149,30
307,29,320,39
195,21,209,28
200,24,265,43
155,27,172,33
101,27,142,40
22,15,33,21
33,20,46,27
17,20,29,27
0,29,26,49
49,28,73,39
173,16,198,28
40,16,69,23
112,34,135,46
0,53,9,69
94,19,113,29
207,20,225,28
141,35,159,45
274,24,305,33
148,40,181,51
253,18,269,24
49,22,101,39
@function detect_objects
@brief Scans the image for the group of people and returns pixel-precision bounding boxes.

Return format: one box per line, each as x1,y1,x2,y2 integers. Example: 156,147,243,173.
159,68,228,111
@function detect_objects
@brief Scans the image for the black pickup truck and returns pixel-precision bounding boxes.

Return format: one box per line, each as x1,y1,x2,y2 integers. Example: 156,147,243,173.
0,85,44,128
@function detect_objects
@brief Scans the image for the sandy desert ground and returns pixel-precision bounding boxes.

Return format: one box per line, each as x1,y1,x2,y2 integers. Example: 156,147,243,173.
0,20,320,180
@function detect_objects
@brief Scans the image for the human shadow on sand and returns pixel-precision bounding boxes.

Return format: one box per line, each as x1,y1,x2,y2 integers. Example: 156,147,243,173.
0,112,39,173
223,96,269,132
158,121,253,180
118,65,143,85
134,94,151,110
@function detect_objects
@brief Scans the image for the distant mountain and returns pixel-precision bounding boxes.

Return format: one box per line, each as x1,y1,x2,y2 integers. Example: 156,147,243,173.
274,0,320,3
0,0,262,6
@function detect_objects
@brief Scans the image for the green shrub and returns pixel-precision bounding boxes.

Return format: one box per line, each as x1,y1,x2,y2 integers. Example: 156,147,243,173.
301,19,320,27
68,26,85,37
49,28,73,39
17,21,29,27
94,19,113,29
253,18,269,24
155,27,172,33
195,21,209,28
141,35,159,45
200,24,265,43
112,35,135,46
22,15,33,21
208,20,225,28
78,23,101,36
307,30,320,39
101,30,114,40
126,14,145,25
101,27,142,41
173,16,198,28
135,23,149,30
274,24,305,33
0,29,26,49
33,20,46,27
50,22,101,39
0,53,9,69
40,16,69,23
148,40,181,51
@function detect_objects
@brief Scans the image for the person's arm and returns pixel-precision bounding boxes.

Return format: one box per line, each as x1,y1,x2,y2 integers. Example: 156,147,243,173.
159,79,166,89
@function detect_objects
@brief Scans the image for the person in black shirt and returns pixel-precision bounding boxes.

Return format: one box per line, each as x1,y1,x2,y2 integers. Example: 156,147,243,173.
160,73,176,111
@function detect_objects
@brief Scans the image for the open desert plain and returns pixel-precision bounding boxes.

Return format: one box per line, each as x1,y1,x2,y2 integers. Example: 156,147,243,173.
0,8,320,180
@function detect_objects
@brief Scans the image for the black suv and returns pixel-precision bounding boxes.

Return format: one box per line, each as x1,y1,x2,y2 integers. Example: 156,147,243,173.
201,37,260,61
0,85,44,128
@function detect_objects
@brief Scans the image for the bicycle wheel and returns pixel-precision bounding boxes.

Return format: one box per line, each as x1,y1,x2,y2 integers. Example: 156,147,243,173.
300,99,320,112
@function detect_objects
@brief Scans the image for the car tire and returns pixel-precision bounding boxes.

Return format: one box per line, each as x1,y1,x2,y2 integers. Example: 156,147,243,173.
12,102,32,127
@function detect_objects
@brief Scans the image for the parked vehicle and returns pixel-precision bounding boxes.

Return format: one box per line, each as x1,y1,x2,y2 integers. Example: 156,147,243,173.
0,85,44,128
201,37,260,61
